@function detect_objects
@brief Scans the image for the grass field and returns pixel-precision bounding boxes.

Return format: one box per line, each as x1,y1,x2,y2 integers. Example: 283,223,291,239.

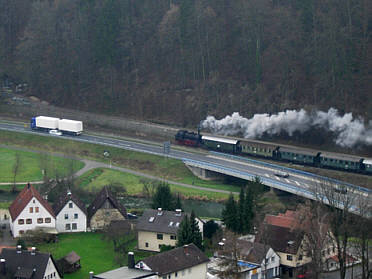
0,131,242,200
76,168,233,200
38,232,154,279
0,147,85,182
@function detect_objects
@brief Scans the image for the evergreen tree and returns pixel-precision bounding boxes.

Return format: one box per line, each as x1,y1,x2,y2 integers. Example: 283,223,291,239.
222,193,238,232
244,186,255,234
152,183,175,211
177,215,192,246
175,193,183,210
190,210,203,250
237,187,245,234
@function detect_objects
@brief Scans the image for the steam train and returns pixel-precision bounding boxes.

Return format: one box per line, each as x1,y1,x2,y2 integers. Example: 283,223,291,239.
175,130,372,175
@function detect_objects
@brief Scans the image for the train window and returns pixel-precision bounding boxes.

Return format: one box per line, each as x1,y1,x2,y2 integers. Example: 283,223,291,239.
268,149,271,152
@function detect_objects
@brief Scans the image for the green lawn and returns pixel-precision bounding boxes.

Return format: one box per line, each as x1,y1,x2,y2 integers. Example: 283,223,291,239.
0,147,85,182
76,168,232,200
0,131,240,199
38,233,154,279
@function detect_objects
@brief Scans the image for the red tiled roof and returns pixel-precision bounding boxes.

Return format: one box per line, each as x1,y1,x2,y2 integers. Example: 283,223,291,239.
264,215,299,229
9,183,55,220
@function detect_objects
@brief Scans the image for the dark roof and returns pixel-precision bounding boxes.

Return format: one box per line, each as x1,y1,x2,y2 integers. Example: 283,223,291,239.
64,251,80,264
87,186,127,223
9,183,55,220
255,224,304,255
136,209,186,234
53,191,87,216
217,238,271,265
138,244,209,276
0,248,61,279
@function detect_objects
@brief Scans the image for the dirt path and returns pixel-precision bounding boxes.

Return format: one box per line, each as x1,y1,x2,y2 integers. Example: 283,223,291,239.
1,145,236,194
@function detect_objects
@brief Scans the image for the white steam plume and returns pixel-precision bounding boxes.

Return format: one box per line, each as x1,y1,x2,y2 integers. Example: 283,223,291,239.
201,108,372,148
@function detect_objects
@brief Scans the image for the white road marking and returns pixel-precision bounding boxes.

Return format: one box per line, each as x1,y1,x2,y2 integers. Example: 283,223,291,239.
285,179,290,183
265,174,270,177
295,181,300,186
275,176,280,181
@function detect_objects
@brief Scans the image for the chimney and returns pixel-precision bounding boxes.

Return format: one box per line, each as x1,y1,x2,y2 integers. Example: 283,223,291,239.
67,190,72,197
128,252,135,269
89,271,94,279
31,247,36,255
16,245,22,254
157,208,163,216
0,259,6,275
175,209,182,216
183,244,189,255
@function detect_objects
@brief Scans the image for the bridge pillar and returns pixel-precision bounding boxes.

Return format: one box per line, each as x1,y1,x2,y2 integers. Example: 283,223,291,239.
185,163,226,181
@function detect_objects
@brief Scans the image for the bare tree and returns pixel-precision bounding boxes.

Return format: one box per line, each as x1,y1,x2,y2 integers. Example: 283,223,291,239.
215,230,242,279
12,153,21,192
351,193,372,279
311,181,358,279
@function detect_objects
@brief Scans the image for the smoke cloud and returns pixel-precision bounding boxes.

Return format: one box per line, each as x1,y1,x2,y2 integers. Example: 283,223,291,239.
201,108,372,148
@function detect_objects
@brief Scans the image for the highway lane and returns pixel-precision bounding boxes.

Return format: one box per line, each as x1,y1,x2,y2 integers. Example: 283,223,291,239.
0,122,371,209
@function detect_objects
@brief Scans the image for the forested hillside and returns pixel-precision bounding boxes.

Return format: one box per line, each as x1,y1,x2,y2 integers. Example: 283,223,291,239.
1,0,371,126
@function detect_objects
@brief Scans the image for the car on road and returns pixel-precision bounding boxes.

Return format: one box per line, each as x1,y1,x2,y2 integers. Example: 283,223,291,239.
274,170,289,178
49,129,62,136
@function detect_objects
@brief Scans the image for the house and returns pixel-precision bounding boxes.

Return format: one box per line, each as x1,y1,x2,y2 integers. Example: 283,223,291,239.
136,208,204,252
92,252,157,279
0,246,62,279
210,237,281,279
53,190,87,233
261,209,338,277
135,244,209,279
87,186,128,230
9,183,56,238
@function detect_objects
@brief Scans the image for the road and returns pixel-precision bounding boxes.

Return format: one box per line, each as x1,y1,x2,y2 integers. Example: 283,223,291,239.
0,122,371,210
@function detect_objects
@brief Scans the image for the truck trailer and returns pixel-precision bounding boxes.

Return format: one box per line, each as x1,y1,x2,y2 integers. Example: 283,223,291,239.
30,116,83,136
30,116,59,131
58,119,83,136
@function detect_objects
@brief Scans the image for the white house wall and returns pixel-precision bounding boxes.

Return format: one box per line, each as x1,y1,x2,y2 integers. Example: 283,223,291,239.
11,198,55,238
56,200,87,233
43,257,61,279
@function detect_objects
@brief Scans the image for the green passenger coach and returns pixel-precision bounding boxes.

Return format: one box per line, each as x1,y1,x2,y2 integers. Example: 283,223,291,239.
201,135,240,153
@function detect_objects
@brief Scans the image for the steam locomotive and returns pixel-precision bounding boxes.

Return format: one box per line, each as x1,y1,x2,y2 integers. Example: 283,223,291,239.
175,130,372,175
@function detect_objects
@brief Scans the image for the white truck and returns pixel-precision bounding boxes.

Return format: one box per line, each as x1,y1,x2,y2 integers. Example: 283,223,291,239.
31,116,83,136
58,119,83,136
31,116,59,131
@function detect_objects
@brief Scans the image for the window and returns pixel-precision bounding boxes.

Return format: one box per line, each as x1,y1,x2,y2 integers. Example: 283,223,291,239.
175,272,178,277
66,224,71,230
35,207,39,213
45,218,51,223
170,235,177,240
65,214,68,220
157,234,163,240
26,219,32,224
299,254,303,261
159,244,162,249
74,213,78,219
33,199,35,203
168,275,171,279
72,223,77,230
145,242,149,248
18,219,24,225
69,202,73,208
188,268,192,274
37,218,43,224
19,230,24,234
271,256,275,262
287,255,293,261
29,207,33,213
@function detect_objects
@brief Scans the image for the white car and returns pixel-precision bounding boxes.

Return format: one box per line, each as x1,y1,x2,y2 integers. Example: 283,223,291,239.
49,129,62,136
274,171,289,178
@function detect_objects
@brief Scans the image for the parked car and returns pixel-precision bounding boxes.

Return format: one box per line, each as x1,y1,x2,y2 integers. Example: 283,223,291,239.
49,129,62,136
